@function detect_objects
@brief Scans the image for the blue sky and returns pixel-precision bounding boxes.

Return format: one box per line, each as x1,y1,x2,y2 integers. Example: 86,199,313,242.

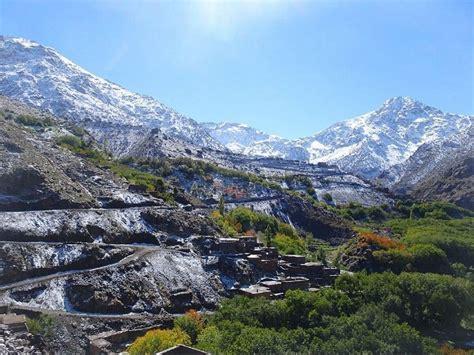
1,0,472,138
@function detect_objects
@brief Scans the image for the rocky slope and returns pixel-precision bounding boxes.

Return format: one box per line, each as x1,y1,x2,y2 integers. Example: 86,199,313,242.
378,129,473,209
0,106,160,211
409,154,473,210
0,96,227,316
0,96,353,331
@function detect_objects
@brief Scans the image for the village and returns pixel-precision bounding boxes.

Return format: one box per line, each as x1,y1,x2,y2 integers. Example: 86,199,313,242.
212,235,340,299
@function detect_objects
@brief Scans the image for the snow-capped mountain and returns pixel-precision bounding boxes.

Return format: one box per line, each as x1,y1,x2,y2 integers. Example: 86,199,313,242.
303,97,472,177
202,122,310,161
0,36,223,149
207,97,473,178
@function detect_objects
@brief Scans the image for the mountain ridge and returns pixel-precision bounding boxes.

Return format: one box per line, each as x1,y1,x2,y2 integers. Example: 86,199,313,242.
205,96,472,178
0,35,224,150
1,36,472,181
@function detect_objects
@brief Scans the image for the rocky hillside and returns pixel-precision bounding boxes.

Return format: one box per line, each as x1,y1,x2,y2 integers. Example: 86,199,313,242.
0,97,228,325
0,97,163,211
379,129,473,209
409,154,473,210
0,96,359,352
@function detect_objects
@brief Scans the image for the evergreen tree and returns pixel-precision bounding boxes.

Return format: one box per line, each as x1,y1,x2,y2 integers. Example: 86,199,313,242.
264,225,273,247
218,195,225,216
317,246,327,265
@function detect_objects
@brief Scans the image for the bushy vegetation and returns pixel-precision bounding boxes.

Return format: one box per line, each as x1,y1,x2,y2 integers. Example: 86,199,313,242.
26,314,55,339
322,192,333,202
336,272,474,330
337,200,473,277
171,157,283,191
14,113,54,127
174,310,205,344
128,310,203,354
387,218,473,266
284,174,312,188
0,108,54,127
335,200,472,223
189,272,473,354
343,223,467,275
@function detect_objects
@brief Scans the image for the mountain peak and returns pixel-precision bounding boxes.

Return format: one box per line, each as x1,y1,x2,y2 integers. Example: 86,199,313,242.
381,96,420,110
377,96,444,119
1,36,40,48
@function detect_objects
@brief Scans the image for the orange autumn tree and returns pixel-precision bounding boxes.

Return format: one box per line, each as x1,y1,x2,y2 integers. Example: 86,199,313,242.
357,231,406,250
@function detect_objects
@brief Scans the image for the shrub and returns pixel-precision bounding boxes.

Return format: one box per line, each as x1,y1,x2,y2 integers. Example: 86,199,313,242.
373,249,414,273
408,244,450,273
69,125,87,137
26,314,55,338
323,193,333,202
14,114,53,127
409,202,472,220
367,206,387,221
128,328,191,355
196,325,222,353
56,135,86,149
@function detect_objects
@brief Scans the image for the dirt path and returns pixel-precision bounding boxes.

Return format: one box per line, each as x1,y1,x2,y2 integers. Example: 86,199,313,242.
0,246,158,292
6,303,171,319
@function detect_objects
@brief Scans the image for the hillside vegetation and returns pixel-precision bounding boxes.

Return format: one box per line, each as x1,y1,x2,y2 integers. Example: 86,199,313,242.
130,272,473,354
337,201,473,279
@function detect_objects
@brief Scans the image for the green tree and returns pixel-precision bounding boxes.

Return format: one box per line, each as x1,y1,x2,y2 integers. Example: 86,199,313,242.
218,195,225,216
316,246,327,266
26,315,55,339
264,225,273,247
323,193,333,202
